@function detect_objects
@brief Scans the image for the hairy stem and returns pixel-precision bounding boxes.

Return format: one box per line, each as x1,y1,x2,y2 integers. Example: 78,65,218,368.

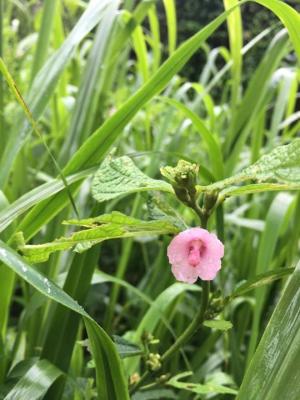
130,280,210,394
130,185,212,395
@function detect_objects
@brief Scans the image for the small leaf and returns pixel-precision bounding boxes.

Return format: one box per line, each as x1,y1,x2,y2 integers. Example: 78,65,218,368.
167,372,237,395
92,156,173,203
112,335,142,359
132,389,176,400
203,319,233,331
146,193,187,230
20,212,179,263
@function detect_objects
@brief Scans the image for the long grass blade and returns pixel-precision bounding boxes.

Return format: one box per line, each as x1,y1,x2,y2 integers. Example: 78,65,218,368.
30,0,58,81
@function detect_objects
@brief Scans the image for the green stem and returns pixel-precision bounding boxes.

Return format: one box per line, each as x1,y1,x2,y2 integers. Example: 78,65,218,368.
130,280,210,394
130,178,212,395
162,280,210,362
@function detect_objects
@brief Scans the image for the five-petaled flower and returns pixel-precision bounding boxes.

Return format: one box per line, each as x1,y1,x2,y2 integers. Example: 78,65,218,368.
167,228,224,283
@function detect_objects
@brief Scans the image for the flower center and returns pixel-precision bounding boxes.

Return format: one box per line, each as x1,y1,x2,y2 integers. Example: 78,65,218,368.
188,240,203,267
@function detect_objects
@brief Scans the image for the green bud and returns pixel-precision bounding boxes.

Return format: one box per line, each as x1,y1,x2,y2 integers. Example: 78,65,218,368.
161,160,198,190
203,192,218,212
146,353,162,371
161,160,199,205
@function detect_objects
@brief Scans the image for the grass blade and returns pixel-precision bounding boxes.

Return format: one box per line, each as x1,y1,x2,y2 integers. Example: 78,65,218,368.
59,0,120,164
247,193,295,361
163,0,177,55
30,0,58,81
0,168,95,233
237,262,300,400
0,240,129,399
4,359,62,400
0,0,111,187
223,0,243,107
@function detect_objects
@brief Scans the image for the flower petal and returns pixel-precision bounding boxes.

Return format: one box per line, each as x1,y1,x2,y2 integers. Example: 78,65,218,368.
196,259,221,281
167,227,224,283
171,263,199,284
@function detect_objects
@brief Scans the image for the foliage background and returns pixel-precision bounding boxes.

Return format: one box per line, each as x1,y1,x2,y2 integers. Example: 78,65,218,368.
0,0,299,399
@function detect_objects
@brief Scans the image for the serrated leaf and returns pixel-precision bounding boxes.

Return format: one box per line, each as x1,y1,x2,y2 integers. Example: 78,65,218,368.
166,372,237,395
240,139,300,182
203,139,300,194
146,193,187,230
92,156,173,203
20,212,179,263
203,319,233,331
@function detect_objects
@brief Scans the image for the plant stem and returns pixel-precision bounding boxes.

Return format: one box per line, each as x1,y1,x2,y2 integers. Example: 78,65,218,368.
129,280,210,394
163,280,210,362
130,184,212,395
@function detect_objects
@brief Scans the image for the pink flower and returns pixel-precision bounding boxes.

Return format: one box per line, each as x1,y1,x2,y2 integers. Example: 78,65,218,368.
167,228,224,283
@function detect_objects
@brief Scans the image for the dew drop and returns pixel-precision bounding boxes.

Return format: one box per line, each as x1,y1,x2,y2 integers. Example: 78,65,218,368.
0,248,7,257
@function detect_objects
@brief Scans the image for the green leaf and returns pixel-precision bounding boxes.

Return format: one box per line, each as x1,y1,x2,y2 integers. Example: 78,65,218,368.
205,139,300,194
0,241,87,316
0,240,129,400
237,261,300,400
239,139,300,183
254,0,300,61
132,23,149,82
84,319,130,400
59,0,120,164
30,0,58,80
223,0,243,108
224,29,289,166
146,193,187,230
247,193,295,359
203,319,233,331
229,267,294,299
80,334,140,362
92,156,173,203
113,336,143,359
221,183,300,197
0,167,95,234
167,372,237,395
162,0,177,55
20,212,179,263
132,389,176,400
4,359,62,400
